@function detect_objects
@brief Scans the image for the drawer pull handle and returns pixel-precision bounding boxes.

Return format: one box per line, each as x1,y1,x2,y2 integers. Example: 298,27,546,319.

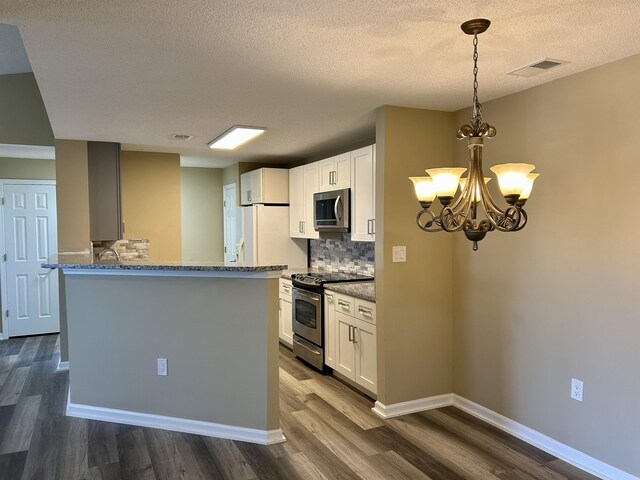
358,307,372,317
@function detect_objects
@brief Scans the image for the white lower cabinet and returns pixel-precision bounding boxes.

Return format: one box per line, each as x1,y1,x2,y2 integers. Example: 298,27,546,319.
279,279,293,347
327,292,376,394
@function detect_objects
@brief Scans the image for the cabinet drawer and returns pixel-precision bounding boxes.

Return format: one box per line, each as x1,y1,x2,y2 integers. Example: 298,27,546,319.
355,298,376,325
280,279,293,296
334,293,354,316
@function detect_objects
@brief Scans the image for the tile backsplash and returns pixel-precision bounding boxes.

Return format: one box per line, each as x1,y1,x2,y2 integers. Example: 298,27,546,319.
310,234,374,275
92,239,150,260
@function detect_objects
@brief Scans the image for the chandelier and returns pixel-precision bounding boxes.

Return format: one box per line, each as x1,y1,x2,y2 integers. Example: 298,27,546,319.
410,19,539,250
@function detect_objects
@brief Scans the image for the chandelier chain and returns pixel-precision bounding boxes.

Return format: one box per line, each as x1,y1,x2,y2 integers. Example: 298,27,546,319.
472,33,482,124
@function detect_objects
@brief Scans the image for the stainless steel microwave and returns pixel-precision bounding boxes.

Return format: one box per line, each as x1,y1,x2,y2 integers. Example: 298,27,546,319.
313,188,350,232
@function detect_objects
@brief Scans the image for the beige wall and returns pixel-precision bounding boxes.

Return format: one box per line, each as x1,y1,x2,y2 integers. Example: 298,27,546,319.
0,157,55,179
121,151,181,261
375,106,454,406
54,140,90,253
452,54,640,476
180,167,223,262
65,274,280,431
0,73,54,146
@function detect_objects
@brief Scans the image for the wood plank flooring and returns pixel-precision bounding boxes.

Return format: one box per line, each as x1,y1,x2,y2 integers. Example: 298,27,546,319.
0,334,598,480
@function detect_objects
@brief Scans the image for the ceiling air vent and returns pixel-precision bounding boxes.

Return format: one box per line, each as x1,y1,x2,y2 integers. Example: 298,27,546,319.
507,57,569,77
171,134,193,141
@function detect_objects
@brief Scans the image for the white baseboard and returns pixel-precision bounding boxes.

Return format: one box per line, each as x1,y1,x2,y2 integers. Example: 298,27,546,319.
56,359,69,371
372,393,637,480
451,395,637,480
66,393,285,445
372,394,453,419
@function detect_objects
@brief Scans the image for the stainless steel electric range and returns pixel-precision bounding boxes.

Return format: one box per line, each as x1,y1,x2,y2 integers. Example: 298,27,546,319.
290,271,373,371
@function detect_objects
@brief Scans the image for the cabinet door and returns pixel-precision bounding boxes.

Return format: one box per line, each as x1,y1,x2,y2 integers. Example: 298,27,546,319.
88,141,122,241
281,296,293,347
355,318,376,393
240,171,252,206
324,293,336,368
250,169,263,204
289,166,304,238
350,145,375,242
335,311,356,380
318,158,335,192
334,152,351,190
302,163,319,239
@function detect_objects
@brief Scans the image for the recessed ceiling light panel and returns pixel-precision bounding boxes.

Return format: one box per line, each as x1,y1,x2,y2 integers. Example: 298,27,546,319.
208,126,266,150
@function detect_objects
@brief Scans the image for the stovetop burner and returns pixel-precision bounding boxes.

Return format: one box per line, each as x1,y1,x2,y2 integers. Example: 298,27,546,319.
291,271,373,291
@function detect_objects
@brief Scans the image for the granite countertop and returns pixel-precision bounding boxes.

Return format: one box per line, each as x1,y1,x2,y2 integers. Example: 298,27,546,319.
43,254,286,272
324,281,375,302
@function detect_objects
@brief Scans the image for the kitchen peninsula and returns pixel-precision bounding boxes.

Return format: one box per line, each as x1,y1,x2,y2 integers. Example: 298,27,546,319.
45,255,285,444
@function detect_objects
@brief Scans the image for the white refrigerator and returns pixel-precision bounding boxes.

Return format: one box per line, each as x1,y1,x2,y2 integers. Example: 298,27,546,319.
238,205,308,268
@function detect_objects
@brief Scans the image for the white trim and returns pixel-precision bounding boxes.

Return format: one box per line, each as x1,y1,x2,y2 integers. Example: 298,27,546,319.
0,179,57,338
372,394,453,419
56,359,69,371
451,395,638,480
66,395,285,445
60,268,283,279
0,144,55,160
372,393,638,480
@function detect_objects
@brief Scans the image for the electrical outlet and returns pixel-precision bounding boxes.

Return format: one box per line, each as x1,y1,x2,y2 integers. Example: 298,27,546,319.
570,378,583,402
157,358,167,376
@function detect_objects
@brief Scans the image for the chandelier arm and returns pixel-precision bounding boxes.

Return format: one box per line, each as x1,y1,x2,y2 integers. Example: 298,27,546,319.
447,173,473,217
416,209,443,232
512,208,528,231
440,205,467,232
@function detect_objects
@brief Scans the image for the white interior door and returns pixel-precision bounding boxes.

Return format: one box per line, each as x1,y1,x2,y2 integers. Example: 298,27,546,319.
3,183,59,337
223,184,237,262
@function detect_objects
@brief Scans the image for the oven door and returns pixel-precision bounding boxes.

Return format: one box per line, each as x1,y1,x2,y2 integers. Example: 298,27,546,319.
292,287,322,346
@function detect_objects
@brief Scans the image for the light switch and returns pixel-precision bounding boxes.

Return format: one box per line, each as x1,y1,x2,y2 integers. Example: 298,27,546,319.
392,246,406,263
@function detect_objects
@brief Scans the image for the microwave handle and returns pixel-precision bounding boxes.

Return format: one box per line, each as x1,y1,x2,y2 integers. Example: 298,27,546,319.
334,195,343,222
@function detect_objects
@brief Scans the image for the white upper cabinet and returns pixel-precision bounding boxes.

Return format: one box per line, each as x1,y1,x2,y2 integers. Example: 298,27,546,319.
318,152,351,191
289,166,304,237
241,168,289,205
350,145,376,242
289,163,319,239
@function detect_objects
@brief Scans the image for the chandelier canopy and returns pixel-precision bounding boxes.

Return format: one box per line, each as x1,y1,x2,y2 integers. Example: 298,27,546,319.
410,19,539,250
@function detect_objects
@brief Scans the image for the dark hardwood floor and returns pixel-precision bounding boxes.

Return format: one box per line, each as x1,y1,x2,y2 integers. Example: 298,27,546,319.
0,334,598,480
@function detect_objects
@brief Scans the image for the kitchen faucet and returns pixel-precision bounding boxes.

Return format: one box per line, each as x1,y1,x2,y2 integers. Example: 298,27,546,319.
97,247,121,262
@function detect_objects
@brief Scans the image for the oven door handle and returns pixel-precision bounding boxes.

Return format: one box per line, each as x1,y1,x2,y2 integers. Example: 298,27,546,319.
334,195,342,222
293,288,321,303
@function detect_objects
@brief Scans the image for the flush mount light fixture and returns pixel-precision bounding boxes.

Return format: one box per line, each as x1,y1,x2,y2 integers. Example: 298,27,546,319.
208,126,266,150
409,18,540,251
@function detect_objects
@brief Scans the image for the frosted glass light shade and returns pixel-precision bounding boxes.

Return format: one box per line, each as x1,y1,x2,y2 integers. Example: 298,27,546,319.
489,163,535,197
519,173,540,201
459,176,491,202
425,168,467,198
409,177,437,207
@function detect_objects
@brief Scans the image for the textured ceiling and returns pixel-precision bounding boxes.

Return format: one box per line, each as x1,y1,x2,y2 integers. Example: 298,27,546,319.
2,1,640,163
